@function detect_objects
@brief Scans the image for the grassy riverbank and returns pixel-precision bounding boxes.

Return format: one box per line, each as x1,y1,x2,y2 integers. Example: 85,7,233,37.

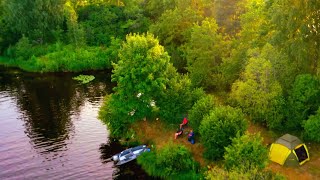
128,119,320,180
0,44,117,73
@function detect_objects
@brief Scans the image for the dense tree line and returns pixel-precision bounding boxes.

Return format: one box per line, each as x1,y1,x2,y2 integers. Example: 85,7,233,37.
1,0,320,178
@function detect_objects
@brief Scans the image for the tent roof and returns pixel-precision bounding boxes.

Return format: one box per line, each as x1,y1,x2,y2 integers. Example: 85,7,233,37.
269,143,291,165
275,134,302,149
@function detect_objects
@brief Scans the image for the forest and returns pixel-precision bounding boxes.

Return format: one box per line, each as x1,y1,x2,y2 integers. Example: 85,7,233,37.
0,0,320,179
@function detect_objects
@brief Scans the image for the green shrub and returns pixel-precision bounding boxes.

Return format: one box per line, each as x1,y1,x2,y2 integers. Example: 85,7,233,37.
99,94,133,137
157,74,205,124
14,36,33,60
199,106,248,160
286,74,320,131
37,45,111,72
137,143,199,178
204,166,285,180
303,107,320,142
224,134,268,171
188,95,216,133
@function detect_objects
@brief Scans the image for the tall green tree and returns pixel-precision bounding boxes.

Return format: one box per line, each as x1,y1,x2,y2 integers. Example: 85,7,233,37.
64,1,85,47
149,1,204,69
144,0,177,21
111,33,175,121
230,48,283,125
3,0,65,43
270,0,320,75
156,74,205,124
221,0,271,87
183,18,228,90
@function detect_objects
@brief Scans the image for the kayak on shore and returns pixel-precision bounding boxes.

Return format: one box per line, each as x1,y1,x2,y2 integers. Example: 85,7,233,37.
112,145,150,166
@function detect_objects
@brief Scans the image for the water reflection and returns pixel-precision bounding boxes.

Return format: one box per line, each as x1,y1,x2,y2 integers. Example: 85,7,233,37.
0,69,111,154
99,141,156,180
0,67,152,179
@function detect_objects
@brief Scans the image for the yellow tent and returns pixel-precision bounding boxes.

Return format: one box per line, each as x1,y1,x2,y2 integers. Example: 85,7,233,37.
269,134,310,166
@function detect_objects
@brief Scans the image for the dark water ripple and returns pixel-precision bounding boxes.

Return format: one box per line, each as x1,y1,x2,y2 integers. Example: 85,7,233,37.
0,70,152,180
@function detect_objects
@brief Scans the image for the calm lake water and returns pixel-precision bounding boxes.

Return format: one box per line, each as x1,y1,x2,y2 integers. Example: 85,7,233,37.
0,67,151,180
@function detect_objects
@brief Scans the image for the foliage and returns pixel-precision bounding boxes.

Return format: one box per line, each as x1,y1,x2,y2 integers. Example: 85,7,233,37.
188,95,216,134
149,1,204,69
78,1,149,46
303,107,320,142
144,0,177,21
2,0,65,43
99,94,132,137
64,0,86,47
224,133,268,171
199,106,248,160
78,4,126,46
270,0,320,75
220,0,270,88
73,75,95,84
13,36,33,60
137,143,200,178
2,43,112,72
111,33,175,121
157,74,205,124
286,74,320,131
183,18,229,90
230,48,283,125
204,166,285,180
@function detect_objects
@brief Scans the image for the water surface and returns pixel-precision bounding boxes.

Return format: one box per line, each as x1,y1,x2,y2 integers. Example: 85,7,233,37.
0,68,150,179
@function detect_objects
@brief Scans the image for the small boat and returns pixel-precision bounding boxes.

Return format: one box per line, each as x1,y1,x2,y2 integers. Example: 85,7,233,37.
112,145,150,166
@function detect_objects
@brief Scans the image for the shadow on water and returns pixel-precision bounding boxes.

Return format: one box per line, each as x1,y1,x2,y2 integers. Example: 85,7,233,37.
99,140,157,180
0,68,112,154
0,66,154,179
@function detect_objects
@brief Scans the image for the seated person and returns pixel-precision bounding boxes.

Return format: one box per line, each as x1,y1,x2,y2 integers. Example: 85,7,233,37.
174,128,183,139
188,129,195,144
180,117,188,129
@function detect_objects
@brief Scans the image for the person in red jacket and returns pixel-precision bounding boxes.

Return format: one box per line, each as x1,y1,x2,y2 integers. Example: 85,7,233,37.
180,117,188,129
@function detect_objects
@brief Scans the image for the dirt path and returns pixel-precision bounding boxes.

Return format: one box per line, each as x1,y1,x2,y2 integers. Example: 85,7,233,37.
131,120,206,166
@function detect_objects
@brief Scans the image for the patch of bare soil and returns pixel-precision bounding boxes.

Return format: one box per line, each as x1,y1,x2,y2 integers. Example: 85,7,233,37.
249,122,320,180
131,119,206,166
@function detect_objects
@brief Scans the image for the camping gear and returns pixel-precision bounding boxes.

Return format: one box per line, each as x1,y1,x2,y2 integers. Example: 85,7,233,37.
112,145,150,166
269,134,310,166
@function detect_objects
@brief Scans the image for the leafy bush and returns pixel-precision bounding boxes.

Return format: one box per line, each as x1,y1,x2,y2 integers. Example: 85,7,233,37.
37,45,111,72
224,134,268,171
204,166,285,180
99,94,133,137
199,106,248,160
137,143,199,178
286,74,320,131
157,74,205,124
230,53,283,124
188,95,216,133
14,36,33,60
303,107,320,142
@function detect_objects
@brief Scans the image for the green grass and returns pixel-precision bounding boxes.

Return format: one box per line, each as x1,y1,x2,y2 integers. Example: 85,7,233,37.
0,44,113,73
